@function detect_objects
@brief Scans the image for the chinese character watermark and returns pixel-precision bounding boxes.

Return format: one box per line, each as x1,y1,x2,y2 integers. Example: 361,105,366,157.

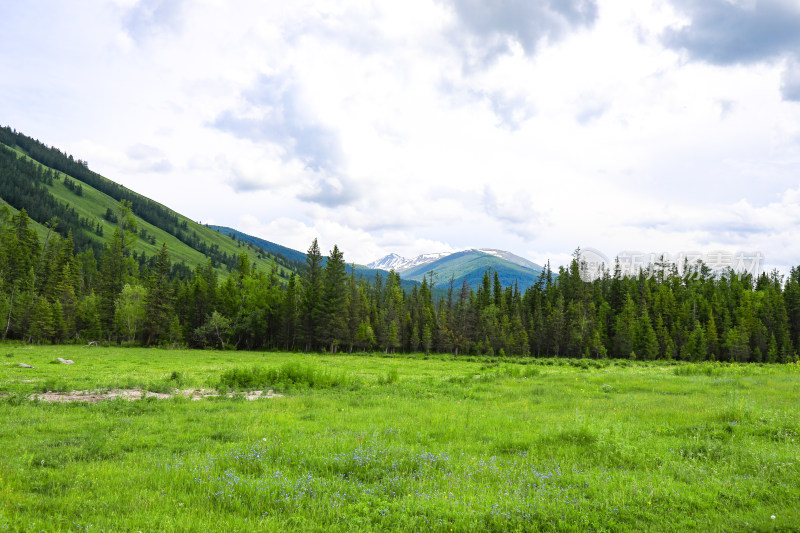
578,249,764,282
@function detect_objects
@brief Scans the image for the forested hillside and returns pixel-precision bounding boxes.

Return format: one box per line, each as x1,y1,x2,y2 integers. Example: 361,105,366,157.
0,126,294,280
1,203,798,363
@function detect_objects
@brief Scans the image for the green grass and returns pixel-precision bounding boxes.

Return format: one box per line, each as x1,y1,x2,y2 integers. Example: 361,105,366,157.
1,344,799,531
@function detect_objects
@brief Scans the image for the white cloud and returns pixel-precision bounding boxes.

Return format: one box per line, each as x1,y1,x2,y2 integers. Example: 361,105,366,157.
2,1,800,271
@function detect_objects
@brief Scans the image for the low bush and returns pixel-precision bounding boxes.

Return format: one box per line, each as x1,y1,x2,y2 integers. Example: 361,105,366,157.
217,362,359,391
377,368,399,385
674,363,722,376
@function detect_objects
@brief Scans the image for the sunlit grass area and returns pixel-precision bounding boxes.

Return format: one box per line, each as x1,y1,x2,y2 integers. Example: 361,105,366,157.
1,345,799,531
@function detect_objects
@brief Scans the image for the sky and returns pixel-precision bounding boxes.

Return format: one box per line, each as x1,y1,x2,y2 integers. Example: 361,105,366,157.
2,0,800,273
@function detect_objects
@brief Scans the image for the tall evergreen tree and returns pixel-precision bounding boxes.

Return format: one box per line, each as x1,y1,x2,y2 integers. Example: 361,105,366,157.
143,243,174,345
320,245,348,353
301,239,323,351
281,273,300,350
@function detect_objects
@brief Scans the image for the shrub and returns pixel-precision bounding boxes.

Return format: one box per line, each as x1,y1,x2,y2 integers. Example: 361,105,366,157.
377,368,399,385
217,362,359,392
673,363,722,377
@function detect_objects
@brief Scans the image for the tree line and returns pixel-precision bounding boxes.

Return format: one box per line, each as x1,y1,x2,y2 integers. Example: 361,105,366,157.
2,204,800,363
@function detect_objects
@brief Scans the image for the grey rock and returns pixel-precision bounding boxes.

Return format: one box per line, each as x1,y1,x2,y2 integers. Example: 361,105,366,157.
56,358,75,365
18,363,34,368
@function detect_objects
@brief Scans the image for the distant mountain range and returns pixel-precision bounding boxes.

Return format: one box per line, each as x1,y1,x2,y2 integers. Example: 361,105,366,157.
211,227,546,292
368,249,545,291
369,249,541,272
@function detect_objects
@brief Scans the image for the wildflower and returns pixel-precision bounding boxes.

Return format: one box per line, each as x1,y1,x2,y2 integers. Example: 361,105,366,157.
771,515,776,520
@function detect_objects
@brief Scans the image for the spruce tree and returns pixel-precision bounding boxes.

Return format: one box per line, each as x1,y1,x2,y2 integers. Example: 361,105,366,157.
301,239,323,351
321,245,347,353
281,273,300,350
143,243,173,345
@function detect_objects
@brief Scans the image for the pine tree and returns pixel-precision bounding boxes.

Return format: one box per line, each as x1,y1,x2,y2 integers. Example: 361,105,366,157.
632,308,658,360
613,294,636,358
706,312,719,360
301,239,323,351
27,297,54,343
143,243,173,345
681,321,707,361
725,325,750,362
55,263,78,339
97,203,138,340
493,270,503,309
547,295,567,356
281,273,300,350
767,334,779,363
321,245,348,353
355,320,376,351
422,324,433,355
387,321,400,354
410,325,420,352
11,210,41,283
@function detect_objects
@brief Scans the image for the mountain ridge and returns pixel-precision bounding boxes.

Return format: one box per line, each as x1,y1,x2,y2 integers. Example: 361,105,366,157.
369,249,545,291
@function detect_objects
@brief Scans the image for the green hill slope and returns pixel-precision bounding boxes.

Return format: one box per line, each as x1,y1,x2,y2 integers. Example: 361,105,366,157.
0,126,295,280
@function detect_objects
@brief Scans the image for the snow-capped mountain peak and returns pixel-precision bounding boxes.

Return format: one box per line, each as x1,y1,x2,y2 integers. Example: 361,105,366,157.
366,253,407,271
367,251,451,272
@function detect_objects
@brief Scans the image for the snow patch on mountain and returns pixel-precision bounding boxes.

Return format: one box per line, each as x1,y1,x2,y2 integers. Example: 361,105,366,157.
474,249,541,270
367,252,451,272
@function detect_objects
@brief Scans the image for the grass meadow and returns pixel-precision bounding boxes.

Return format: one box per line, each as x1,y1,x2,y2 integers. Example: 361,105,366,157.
1,344,799,532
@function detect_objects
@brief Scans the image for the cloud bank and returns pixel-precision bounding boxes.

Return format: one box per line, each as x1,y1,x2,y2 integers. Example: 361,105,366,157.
1,0,799,270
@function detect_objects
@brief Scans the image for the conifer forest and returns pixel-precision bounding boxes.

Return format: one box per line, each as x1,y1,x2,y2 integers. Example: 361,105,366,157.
2,201,799,364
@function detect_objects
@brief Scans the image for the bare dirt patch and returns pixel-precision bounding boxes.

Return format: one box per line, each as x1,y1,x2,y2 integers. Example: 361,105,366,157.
11,389,283,403
179,389,283,401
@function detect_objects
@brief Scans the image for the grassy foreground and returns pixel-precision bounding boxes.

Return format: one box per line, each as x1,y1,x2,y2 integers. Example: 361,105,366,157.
1,345,799,532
